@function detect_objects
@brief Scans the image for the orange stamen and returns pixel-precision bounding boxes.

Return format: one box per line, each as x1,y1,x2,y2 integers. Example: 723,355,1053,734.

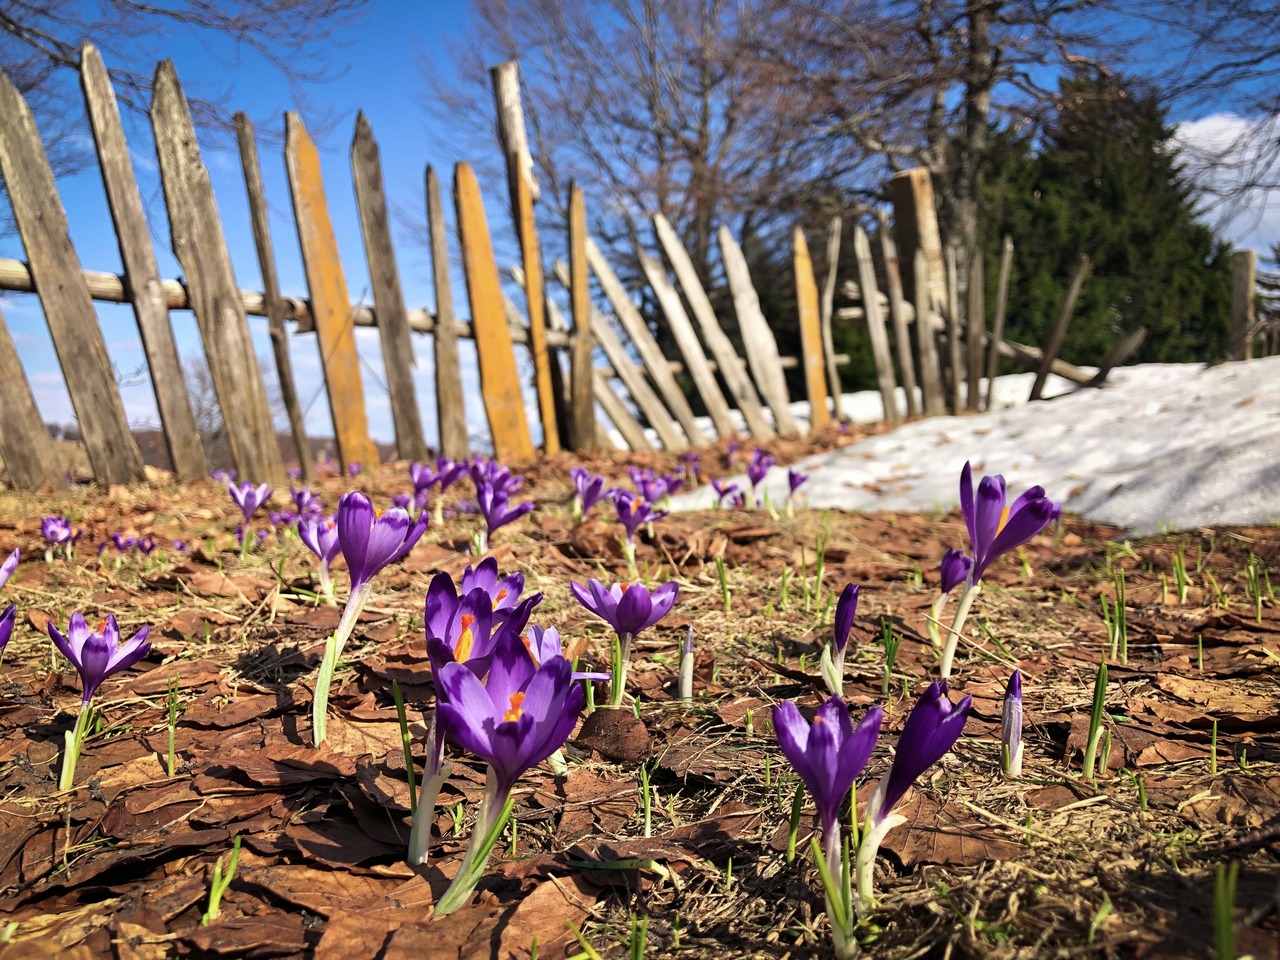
503,691,526,723
521,632,539,667
456,613,476,662
96,620,108,634
997,506,1011,534
496,588,507,602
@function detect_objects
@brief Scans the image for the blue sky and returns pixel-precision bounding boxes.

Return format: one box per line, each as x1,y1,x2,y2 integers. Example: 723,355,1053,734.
1,3,1277,458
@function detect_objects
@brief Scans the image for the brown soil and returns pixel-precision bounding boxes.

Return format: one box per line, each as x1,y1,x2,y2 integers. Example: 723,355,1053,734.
0,424,1277,959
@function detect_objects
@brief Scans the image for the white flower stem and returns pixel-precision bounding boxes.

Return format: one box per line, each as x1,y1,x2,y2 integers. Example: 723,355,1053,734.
938,582,982,679
609,633,633,708
434,768,515,916
312,581,372,746
59,702,95,792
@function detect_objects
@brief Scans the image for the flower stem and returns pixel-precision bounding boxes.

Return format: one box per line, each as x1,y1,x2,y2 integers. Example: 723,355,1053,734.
434,770,516,916
312,582,372,746
58,702,95,791
608,633,633,708
938,581,982,679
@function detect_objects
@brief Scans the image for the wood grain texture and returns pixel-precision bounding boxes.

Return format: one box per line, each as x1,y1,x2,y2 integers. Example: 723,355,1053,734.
985,235,1014,410
454,162,534,462
425,165,470,459
818,216,845,423
593,368,651,451
853,225,900,422
567,185,597,450
637,246,736,439
890,168,947,317
0,69,145,485
965,253,985,411
717,226,799,437
0,303,60,490
80,43,205,481
587,239,707,446
151,62,281,481
912,249,947,416
792,227,830,429
234,113,312,480
653,214,772,438
944,244,963,412
284,111,379,472
351,112,428,462
492,62,561,454
877,211,921,417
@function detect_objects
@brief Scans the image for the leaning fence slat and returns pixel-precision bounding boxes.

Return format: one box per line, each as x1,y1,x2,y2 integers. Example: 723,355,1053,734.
965,253,985,412
984,235,1014,411
654,214,772,438
454,162,535,462
593,368,652,451
234,113,313,481
1030,253,1091,402
0,69,146,485
819,217,845,423
567,184,597,450
492,62,562,454
587,239,707,446
426,166,470,460
547,261,685,452
0,304,60,490
944,245,963,412
81,43,205,482
638,247,737,440
890,168,948,323
284,112,380,472
877,211,921,417
151,62,281,481
853,225,900,422
717,226,800,438
351,112,428,463
793,227,831,429
1088,326,1146,388
912,249,947,417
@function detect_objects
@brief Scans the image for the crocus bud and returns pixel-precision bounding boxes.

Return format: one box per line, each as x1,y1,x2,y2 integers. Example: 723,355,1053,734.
1002,669,1023,777
939,549,973,594
679,625,694,700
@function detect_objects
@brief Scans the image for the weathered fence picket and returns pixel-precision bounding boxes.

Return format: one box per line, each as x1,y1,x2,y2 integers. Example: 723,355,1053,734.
454,162,535,462
966,254,985,411
567,184,597,451
853,225,900,422
425,165,471,460
1030,253,1091,402
985,235,1014,411
820,217,845,423
793,227,831,429
912,249,947,416
0,305,60,490
877,211,921,417
81,43,206,482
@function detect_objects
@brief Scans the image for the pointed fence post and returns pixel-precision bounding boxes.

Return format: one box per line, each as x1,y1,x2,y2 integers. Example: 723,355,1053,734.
0,70,146,485
351,112,428,462
966,252,985,411
853,225,900,422
1230,249,1257,361
638,246,737,439
819,217,845,422
491,61,562,454
877,210,920,417
793,227,831,429
718,226,800,437
567,183,597,450
913,249,947,417
234,113,313,480
944,244,963,412
0,304,61,489
454,162,535,462
284,112,380,472
426,166,470,460
80,43,205,481
653,214,773,438
588,239,707,446
984,235,1014,411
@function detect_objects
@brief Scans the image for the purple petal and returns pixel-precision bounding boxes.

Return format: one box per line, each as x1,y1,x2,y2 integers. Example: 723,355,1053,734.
833,583,859,655
939,549,973,594
0,549,19,589
615,585,654,636
878,682,972,819
0,604,14,652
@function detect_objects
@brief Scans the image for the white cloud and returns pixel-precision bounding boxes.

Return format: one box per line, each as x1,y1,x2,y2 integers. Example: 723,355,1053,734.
1174,112,1280,253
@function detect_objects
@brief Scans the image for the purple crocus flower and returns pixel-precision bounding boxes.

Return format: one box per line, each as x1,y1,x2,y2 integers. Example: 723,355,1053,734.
1002,669,1023,777
47,612,151,704
110,533,137,552
788,469,808,498
290,486,323,518
336,492,429,592
613,490,668,545
474,481,535,548
747,449,774,489
570,579,679,639
939,548,973,594
459,557,525,617
0,604,14,654
628,467,670,504
228,481,273,524
435,627,585,798
0,549,19,589
868,681,972,826
286,466,303,480
347,462,363,478
570,466,609,519
211,468,236,484
425,581,500,675
521,625,611,683
958,462,1060,585
821,583,859,696
710,478,739,507
299,515,341,599
42,516,76,545
138,536,157,556
774,697,882,867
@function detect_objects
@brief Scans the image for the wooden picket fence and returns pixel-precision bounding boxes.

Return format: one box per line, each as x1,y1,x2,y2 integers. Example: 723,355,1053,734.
0,49,1258,491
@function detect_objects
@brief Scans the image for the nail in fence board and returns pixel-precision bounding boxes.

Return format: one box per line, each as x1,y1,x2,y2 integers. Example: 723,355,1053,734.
819,217,845,423
492,62,561,454
653,214,772,438
717,226,800,438
284,111,380,472
567,185,597,450
792,227,831,429
912,249,947,416
853,225,901,422
587,239,708,446
877,211,921,417
80,43,205,482
0,304,61,489
351,112,428,463
550,260,686,452
426,166,470,460
0,70,146,485
637,246,737,440
454,162,535,462
234,113,313,481
151,62,281,482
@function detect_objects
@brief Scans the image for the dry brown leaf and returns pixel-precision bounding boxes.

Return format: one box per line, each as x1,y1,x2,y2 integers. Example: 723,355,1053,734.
881,792,1023,868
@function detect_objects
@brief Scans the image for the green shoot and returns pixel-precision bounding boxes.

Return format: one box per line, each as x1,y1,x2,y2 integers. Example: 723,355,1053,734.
640,763,652,838
1087,893,1114,944
1245,553,1270,621
629,913,649,960
1172,543,1190,604
1210,719,1219,776
508,816,518,857
391,680,417,814
566,920,605,960
786,783,804,865
879,617,902,696
1082,658,1109,779
1197,633,1204,671
715,556,731,614
201,835,242,925
166,676,183,778
1213,860,1239,960
779,565,790,610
